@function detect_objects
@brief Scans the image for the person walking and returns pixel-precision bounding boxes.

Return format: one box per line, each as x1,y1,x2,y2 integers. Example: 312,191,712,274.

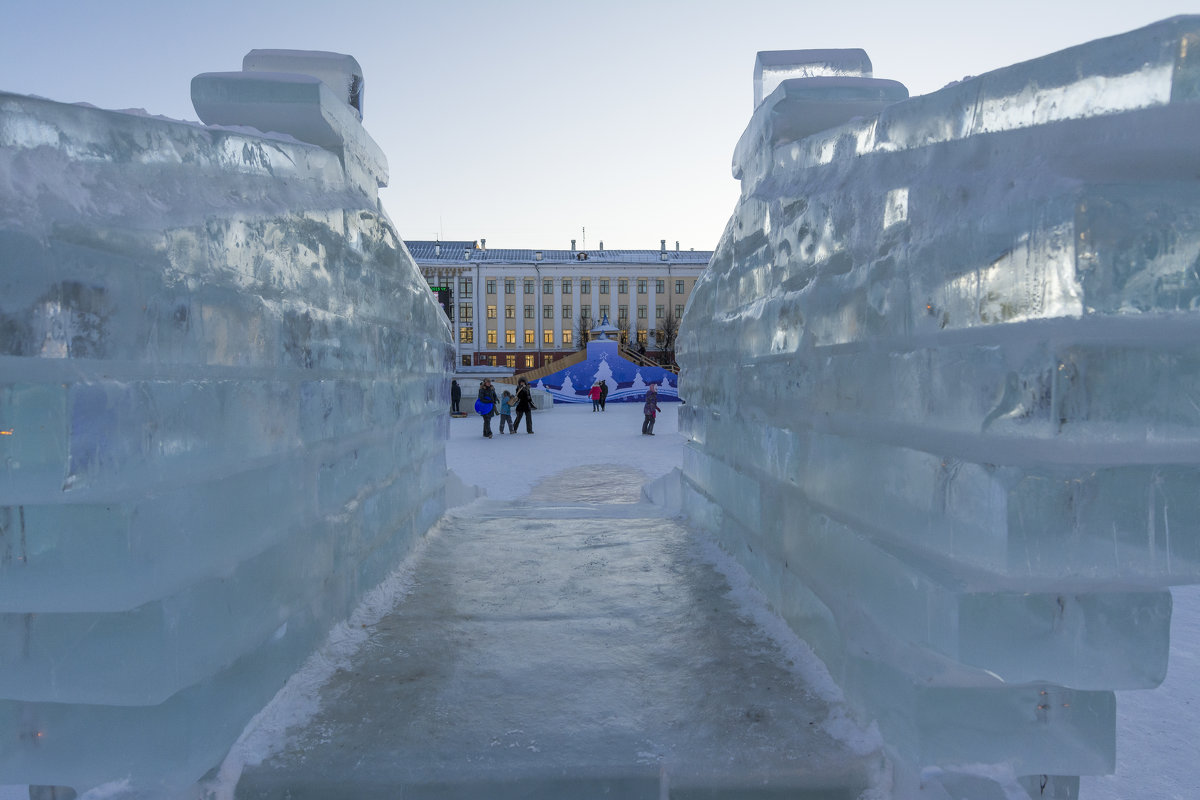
498,390,514,434
477,378,497,438
450,379,462,414
599,380,608,411
642,383,661,435
512,378,535,433
589,382,602,411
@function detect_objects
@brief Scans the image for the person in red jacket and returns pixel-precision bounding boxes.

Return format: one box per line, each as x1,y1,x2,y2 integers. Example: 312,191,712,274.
589,382,602,411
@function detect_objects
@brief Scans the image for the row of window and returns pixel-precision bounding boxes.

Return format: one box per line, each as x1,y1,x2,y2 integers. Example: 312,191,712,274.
468,304,685,321
465,278,690,296
465,353,570,369
463,326,658,351
458,323,671,345
460,328,575,345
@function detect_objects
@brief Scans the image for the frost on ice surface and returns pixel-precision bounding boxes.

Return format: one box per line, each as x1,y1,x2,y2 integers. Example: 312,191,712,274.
678,15,1200,797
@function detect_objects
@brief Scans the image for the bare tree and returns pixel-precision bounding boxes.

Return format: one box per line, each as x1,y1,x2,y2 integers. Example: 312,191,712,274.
617,315,632,345
657,311,680,367
574,315,591,350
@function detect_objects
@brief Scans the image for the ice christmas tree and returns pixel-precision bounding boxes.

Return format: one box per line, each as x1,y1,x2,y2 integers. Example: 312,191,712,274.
592,355,614,385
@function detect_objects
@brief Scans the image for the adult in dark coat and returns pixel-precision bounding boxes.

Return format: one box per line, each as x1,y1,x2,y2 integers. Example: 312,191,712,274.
450,379,462,413
477,379,497,438
599,380,608,411
512,378,535,433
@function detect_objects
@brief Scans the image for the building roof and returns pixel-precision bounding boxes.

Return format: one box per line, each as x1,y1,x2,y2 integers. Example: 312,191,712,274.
404,240,712,266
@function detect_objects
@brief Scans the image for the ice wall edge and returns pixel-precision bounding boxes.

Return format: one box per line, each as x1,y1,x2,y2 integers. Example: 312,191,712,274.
679,15,1200,799
0,82,453,791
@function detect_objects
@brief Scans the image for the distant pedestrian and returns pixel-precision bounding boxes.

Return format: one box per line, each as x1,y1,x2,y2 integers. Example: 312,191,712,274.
450,379,461,414
589,382,602,411
642,384,661,435
499,391,514,433
512,378,535,433
599,380,608,411
477,378,497,438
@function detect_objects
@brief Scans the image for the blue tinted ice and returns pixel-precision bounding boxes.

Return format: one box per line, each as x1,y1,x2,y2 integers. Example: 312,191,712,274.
0,50,452,792
679,15,1200,797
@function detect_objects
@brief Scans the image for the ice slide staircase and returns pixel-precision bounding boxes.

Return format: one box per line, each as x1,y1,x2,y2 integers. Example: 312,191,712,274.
502,347,587,384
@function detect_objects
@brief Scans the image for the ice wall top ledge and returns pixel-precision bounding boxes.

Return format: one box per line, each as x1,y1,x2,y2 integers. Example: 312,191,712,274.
192,49,387,193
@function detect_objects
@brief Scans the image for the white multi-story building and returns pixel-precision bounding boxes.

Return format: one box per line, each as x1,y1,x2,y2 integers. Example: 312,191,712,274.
408,239,712,371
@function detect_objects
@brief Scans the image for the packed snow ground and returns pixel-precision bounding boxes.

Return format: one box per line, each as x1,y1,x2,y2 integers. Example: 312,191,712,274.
2,403,1194,799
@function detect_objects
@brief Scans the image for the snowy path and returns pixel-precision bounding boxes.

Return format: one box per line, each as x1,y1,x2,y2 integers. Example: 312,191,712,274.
231,457,882,798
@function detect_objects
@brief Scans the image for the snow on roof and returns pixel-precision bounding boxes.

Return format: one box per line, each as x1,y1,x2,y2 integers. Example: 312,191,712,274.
403,240,713,265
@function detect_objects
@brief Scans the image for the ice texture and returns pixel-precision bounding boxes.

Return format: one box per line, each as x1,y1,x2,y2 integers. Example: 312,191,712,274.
0,51,452,792
677,16,1200,795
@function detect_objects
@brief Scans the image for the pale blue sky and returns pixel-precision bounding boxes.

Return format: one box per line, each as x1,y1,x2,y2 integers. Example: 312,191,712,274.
1,0,1192,250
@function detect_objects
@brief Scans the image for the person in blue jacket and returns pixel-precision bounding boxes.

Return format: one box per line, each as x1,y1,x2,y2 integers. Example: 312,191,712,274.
477,378,498,438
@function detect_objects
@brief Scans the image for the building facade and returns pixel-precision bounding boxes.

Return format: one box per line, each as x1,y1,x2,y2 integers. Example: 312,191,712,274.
408,239,712,371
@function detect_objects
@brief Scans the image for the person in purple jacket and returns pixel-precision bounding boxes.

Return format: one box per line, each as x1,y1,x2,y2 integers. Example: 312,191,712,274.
641,384,661,435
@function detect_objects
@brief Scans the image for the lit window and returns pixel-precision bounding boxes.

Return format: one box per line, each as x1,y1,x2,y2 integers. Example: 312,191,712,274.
505,304,515,318
459,327,473,343
638,329,648,344
525,329,535,344
544,330,554,344
524,355,534,368
487,305,497,318
563,330,573,345
461,355,471,367
506,355,516,368
489,355,498,366
487,329,497,344
506,329,515,344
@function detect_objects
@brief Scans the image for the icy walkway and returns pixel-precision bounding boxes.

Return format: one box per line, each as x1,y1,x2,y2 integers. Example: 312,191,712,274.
228,407,883,799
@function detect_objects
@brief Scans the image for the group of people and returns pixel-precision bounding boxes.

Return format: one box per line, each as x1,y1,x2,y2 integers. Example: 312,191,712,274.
475,377,535,438
452,377,661,437
588,380,609,411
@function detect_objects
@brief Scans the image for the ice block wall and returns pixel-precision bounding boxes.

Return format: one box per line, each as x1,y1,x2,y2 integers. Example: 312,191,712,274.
678,18,1200,797
0,53,452,792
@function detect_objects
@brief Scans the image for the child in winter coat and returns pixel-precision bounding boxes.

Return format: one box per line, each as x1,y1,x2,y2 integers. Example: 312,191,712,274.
642,384,661,435
499,391,514,433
